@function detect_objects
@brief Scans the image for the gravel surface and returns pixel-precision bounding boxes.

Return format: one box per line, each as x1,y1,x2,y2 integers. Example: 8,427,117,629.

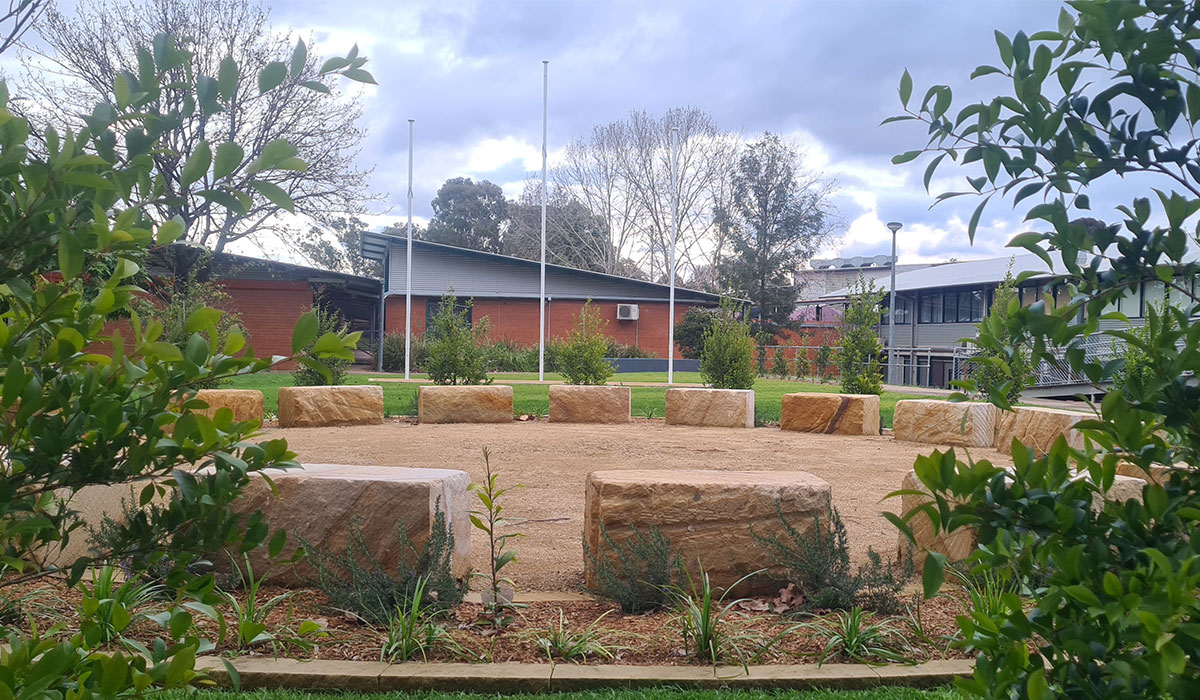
261,418,1012,592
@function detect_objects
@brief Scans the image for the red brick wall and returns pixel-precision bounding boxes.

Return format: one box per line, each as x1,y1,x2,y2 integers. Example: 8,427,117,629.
384,296,702,357
223,280,313,367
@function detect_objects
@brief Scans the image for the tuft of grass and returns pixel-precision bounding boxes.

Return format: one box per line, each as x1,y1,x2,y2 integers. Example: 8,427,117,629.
793,606,913,666
530,609,619,662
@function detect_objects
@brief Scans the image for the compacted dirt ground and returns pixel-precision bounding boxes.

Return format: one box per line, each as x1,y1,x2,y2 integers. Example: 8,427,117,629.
261,418,1013,592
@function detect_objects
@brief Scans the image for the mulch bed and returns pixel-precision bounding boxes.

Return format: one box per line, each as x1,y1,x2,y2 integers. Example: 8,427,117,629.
4,575,971,667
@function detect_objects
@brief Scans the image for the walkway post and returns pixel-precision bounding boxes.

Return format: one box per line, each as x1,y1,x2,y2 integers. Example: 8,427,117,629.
886,221,903,384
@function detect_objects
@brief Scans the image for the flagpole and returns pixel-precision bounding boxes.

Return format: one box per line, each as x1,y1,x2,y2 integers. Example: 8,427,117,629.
404,119,414,380
668,126,679,385
538,60,549,382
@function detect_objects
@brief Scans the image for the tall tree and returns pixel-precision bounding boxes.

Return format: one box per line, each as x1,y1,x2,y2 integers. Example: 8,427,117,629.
21,0,373,255
554,107,740,281
504,181,614,271
716,133,838,332
424,176,509,253
295,216,382,278
0,0,47,55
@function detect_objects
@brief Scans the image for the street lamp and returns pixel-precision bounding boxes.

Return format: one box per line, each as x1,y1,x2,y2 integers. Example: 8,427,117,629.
886,221,903,385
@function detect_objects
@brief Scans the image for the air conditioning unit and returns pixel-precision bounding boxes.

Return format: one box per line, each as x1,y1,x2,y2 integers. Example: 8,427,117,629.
616,303,639,321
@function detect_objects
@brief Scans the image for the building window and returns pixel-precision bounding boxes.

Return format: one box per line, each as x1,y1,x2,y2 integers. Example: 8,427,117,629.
425,298,472,331
881,297,912,325
1142,280,1165,315
919,293,943,324
943,292,958,323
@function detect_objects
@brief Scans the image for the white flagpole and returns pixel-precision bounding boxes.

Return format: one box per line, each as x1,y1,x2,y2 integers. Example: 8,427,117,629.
404,119,414,380
668,126,679,385
538,60,549,382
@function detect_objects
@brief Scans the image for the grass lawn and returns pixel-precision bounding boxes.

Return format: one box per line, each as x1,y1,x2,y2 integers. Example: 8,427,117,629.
174,688,957,700
225,371,928,427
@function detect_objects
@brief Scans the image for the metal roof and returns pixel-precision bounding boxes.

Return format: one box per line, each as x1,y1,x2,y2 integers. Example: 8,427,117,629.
361,229,732,303
821,253,1075,298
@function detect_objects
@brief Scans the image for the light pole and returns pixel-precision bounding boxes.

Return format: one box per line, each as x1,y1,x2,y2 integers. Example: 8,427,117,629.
886,221,903,385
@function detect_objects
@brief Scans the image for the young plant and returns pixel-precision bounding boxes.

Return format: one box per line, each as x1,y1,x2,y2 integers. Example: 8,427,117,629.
584,524,681,613
793,606,912,665
468,447,523,625
814,343,833,382
699,297,756,390
219,555,324,652
556,300,615,385
949,566,1019,621
78,565,164,644
665,564,779,666
532,609,617,662
305,506,463,625
378,576,455,663
424,292,491,385
771,347,789,379
838,277,884,395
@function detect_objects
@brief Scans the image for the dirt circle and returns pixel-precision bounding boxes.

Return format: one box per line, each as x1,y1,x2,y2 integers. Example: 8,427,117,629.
261,419,1011,591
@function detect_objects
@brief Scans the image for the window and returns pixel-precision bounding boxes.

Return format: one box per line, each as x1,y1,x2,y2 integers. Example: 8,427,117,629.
919,293,943,324
425,298,472,331
1143,280,1165,314
955,290,984,322
1118,283,1141,317
943,292,958,323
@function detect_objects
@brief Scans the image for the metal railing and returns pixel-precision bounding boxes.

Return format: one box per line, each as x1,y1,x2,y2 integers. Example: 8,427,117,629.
951,335,1120,388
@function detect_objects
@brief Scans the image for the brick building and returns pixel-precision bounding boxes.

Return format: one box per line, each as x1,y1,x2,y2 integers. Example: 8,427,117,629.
359,233,724,357
150,246,382,365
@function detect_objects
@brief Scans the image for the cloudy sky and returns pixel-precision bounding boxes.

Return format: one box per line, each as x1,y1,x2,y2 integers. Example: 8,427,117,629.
274,0,1064,264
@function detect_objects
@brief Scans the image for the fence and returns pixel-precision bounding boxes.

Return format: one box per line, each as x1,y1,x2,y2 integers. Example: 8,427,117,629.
951,334,1120,389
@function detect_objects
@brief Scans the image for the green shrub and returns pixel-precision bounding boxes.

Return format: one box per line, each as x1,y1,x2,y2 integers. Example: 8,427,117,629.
699,298,756,390
291,303,352,386
814,343,834,381
791,350,811,379
674,307,716,360
755,503,912,613
604,339,655,359
424,293,490,385
484,339,539,373
585,524,682,613
556,301,615,385
379,332,429,373
771,347,788,378
966,266,1035,407
838,277,884,395
1111,303,1166,397
304,505,463,625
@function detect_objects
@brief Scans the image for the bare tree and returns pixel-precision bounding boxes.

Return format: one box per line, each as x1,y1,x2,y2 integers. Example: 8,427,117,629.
19,0,373,254
505,181,614,272
553,107,739,284
0,0,47,55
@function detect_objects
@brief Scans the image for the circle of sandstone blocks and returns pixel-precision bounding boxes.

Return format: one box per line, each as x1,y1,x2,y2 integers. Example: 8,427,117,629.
193,389,264,424
780,392,880,435
584,469,831,596
896,468,1147,569
892,399,997,447
417,385,514,424
228,464,472,586
664,388,755,429
277,385,384,428
549,385,631,424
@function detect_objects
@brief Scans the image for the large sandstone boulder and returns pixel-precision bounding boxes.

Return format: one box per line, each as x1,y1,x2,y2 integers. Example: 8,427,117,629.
993,406,1085,455
584,469,831,595
893,400,997,447
418,385,513,424
193,389,264,424
277,385,384,428
230,464,471,586
549,385,630,424
780,393,880,436
897,468,1146,568
665,388,755,429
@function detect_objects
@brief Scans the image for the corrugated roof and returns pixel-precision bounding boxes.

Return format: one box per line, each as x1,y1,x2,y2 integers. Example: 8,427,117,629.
360,229,733,303
821,253,1074,298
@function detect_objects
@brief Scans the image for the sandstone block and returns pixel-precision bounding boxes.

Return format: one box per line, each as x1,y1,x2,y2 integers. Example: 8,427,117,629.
418,385,513,424
193,389,264,424
584,469,831,595
665,388,755,429
892,400,997,447
897,468,1147,569
277,385,384,428
993,406,1085,455
230,464,471,586
549,385,631,424
780,393,880,436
